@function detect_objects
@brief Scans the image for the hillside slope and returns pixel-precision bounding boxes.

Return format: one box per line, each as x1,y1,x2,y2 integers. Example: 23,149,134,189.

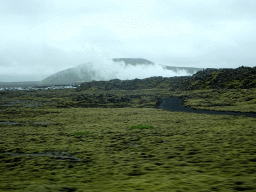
41,63,96,85
76,66,256,92
41,58,203,85
180,66,256,90
76,76,190,92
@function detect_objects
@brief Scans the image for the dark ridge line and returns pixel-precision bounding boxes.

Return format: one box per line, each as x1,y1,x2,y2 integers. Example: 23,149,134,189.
1,152,85,163
155,97,256,118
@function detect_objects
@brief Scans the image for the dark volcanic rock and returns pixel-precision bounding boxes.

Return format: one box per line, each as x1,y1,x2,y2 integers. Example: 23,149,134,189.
76,66,255,93
76,76,191,92
180,66,256,90
71,92,162,108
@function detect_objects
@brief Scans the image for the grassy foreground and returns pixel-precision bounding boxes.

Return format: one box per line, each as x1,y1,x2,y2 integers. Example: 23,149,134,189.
1,88,256,192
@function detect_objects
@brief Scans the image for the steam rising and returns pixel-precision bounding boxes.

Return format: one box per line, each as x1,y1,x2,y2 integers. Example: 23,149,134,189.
87,58,191,81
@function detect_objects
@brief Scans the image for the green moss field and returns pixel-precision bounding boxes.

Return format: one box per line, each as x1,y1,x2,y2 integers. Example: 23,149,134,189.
1,88,256,192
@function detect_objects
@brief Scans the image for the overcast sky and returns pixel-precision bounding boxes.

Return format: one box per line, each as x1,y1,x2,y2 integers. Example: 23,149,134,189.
1,0,256,82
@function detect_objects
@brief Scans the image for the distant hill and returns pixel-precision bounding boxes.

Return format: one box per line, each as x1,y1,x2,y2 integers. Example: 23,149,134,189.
41,62,97,85
112,58,154,66
41,58,203,85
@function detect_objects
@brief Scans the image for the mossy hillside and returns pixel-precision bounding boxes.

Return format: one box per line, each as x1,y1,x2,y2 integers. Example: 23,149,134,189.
1,95,256,191
76,76,190,92
2,65,254,95
181,66,256,90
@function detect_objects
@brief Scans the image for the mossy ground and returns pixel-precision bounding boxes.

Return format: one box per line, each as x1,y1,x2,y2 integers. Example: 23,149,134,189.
1,88,256,192
181,88,256,112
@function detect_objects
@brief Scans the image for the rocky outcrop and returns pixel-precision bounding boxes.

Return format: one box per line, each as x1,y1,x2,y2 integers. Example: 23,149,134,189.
71,93,162,108
179,66,256,90
76,76,191,91
76,66,256,92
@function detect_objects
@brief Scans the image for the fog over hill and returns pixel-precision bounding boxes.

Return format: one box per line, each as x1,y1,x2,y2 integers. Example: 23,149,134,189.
41,58,203,85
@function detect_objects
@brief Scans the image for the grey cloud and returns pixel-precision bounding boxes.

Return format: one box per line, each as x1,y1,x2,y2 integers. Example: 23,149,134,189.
229,0,256,18
76,26,128,58
0,0,123,26
0,0,50,25
0,0,121,17
0,41,89,73
0,0,256,82
157,0,256,23
47,1,123,16
0,0,45,16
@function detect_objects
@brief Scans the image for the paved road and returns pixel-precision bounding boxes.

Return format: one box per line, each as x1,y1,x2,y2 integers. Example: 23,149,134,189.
156,97,256,118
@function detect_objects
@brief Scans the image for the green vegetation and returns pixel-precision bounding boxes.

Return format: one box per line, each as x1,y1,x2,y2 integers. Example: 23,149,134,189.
0,87,256,191
181,88,256,112
71,131,92,135
129,124,155,129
